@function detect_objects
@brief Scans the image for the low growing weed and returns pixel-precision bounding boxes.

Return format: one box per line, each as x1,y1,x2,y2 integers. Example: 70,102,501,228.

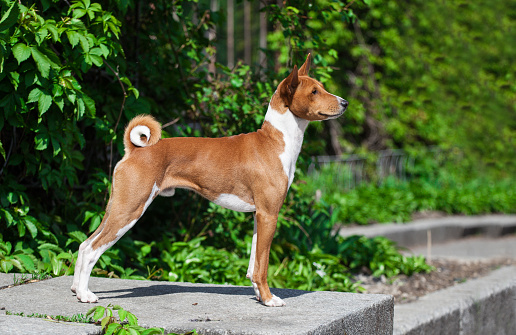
87,304,198,335
7,304,197,335
6,310,93,324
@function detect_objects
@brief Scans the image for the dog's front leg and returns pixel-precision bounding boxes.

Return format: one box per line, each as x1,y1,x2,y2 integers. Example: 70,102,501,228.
246,214,261,300
251,211,285,307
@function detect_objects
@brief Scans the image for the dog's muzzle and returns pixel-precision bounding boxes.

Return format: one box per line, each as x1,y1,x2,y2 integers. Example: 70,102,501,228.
340,99,349,112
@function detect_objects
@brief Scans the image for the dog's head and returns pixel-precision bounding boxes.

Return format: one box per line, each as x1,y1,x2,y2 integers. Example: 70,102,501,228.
274,54,348,121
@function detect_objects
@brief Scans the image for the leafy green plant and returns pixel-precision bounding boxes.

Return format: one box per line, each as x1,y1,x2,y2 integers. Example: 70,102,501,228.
87,304,197,335
337,235,433,278
302,170,516,225
0,233,35,273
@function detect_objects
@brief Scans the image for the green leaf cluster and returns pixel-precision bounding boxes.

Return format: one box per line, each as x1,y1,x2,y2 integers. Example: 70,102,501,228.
303,162,516,225
304,0,516,174
87,304,154,335
86,304,198,335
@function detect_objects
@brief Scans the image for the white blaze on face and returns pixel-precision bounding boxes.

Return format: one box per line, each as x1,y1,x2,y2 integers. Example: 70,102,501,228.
264,105,309,189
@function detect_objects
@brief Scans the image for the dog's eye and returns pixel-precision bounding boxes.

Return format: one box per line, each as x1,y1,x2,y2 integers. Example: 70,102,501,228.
312,89,317,95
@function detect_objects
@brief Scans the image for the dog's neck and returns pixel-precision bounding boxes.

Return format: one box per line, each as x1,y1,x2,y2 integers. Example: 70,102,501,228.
263,102,309,189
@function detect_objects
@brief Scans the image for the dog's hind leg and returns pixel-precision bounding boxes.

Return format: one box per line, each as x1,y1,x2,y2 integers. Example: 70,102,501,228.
72,166,160,303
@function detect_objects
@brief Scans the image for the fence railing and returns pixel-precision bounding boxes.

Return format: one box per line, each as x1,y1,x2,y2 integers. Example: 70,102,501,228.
308,147,448,190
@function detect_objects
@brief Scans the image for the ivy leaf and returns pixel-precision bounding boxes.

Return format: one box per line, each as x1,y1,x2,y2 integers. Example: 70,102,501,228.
67,230,87,244
54,95,64,111
50,135,61,156
35,133,48,150
126,312,138,326
72,8,87,19
24,217,38,238
16,254,35,271
0,1,20,32
28,87,43,103
76,98,85,119
66,30,80,48
79,34,90,52
38,92,52,116
35,27,48,45
35,125,49,151
117,309,127,323
98,43,109,57
92,306,106,321
31,47,51,78
12,43,31,64
105,323,120,335
45,22,59,42
17,221,26,237
1,260,14,273
38,243,63,253
82,93,96,116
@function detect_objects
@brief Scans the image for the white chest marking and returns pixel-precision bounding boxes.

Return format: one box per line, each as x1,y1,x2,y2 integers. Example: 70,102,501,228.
213,193,256,212
264,105,309,189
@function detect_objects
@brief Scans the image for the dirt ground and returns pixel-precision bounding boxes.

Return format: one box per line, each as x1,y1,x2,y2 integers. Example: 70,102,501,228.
356,258,516,304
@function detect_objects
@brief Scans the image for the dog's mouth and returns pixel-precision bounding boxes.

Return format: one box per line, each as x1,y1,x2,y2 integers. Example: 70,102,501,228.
319,111,344,119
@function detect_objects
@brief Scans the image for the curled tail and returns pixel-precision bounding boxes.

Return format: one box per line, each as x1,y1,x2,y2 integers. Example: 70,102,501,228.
123,115,162,155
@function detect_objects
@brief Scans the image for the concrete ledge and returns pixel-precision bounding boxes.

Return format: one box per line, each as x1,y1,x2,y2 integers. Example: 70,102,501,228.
0,275,394,335
339,215,516,248
394,266,516,335
0,314,100,335
0,273,29,289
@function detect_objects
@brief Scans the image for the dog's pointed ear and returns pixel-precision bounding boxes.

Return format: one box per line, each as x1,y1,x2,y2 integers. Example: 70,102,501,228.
280,65,299,106
288,65,299,92
298,53,311,76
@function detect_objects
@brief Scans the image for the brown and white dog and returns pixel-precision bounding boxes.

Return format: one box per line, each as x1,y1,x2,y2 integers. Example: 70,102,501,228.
71,54,348,307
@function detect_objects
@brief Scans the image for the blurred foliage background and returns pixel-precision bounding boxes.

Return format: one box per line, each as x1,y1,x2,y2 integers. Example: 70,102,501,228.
0,0,514,291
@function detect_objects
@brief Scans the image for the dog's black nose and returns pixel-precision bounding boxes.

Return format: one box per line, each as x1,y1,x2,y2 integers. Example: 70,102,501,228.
340,99,349,109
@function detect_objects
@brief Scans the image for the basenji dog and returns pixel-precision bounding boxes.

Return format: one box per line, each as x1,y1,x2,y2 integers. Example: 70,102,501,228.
71,54,348,307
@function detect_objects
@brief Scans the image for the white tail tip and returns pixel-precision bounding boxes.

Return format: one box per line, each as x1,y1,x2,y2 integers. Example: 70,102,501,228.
130,125,151,147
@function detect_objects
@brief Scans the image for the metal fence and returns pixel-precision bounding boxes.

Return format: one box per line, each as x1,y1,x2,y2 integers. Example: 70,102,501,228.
308,147,448,190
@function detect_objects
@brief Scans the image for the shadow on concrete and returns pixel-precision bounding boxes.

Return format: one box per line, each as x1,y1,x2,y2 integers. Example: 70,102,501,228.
94,283,309,300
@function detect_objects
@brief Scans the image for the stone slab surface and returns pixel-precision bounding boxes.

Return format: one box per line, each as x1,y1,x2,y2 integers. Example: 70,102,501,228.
0,273,28,289
394,266,516,335
339,215,516,248
0,276,393,335
409,235,516,260
339,215,516,334
0,313,100,335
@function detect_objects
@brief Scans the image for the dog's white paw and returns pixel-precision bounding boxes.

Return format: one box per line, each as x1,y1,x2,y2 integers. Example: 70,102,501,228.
252,282,261,301
76,289,99,303
70,284,77,293
263,294,286,307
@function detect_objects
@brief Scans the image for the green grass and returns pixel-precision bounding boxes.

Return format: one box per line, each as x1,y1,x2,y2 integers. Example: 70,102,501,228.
301,166,516,225
5,310,93,323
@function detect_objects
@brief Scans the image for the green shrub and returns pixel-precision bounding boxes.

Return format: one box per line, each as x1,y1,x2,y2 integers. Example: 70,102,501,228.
302,170,516,225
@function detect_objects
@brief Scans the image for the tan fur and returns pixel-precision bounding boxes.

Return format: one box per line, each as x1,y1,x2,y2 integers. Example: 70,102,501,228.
72,54,348,306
